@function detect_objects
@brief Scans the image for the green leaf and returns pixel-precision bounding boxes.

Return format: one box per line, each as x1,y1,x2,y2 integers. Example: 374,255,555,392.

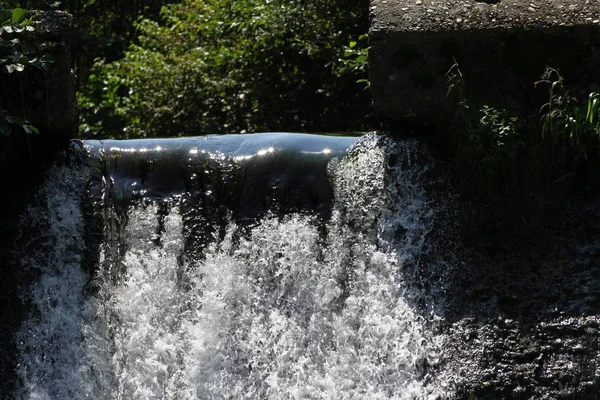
349,41,356,49
28,59,42,69
23,124,40,134
22,41,37,54
12,8,28,24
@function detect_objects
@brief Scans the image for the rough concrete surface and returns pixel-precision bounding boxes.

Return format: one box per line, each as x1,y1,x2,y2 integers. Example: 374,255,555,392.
371,0,600,32
30,10,74,41
369,0,600,124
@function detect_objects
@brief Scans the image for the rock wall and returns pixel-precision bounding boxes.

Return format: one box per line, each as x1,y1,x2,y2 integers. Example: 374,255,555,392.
438,178,600,399
369,0,600,124
409,135,600,399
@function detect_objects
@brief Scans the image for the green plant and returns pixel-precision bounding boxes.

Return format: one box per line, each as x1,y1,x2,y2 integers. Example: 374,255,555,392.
448,63,600,212
446,62,543,205
445,58,466,102
78,0,372,138
337,34,369,89
536,67,600,166
0,7,53,136
452,103,526,202
4,0,173,85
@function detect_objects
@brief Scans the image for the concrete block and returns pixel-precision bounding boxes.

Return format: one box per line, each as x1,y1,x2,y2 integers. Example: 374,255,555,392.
369,0,600,124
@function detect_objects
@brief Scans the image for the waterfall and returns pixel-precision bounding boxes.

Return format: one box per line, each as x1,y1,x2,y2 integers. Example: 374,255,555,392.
14,133,448,399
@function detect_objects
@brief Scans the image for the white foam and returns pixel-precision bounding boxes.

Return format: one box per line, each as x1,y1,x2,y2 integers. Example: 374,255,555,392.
15,166,100,399
16,135,446,399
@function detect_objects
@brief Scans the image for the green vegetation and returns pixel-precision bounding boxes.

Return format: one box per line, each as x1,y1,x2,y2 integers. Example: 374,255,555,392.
5,0,371,138
537,68,600,165
78,0,371,138
4,0,170,80
447,63,600,212
0,7,51,137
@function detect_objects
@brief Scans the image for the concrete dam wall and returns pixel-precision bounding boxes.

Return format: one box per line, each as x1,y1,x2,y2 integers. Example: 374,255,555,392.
369,0,600,125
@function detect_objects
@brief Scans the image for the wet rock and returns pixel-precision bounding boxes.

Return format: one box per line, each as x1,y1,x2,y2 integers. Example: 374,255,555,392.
437,174,600,398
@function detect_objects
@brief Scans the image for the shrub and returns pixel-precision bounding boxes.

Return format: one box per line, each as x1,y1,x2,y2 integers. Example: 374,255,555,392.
78,0,371,138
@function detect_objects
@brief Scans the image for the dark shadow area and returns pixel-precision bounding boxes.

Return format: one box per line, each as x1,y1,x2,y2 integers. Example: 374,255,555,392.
370,24,600,126
0,133,71,397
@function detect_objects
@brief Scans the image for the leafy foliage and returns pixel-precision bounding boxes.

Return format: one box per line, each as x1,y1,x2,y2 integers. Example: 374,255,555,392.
450,104,531,202
536,67,600,166
447,64,600,210
0,7,52,137
3,0,170,83
337,34,369,89
78,0,371,138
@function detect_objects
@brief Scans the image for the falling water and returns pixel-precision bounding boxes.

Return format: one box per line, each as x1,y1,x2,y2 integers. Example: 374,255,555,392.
14,133,447,399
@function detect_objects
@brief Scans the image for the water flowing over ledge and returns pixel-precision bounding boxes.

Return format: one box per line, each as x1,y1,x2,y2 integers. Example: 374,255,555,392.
11,131,600,398
14,133,451,399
